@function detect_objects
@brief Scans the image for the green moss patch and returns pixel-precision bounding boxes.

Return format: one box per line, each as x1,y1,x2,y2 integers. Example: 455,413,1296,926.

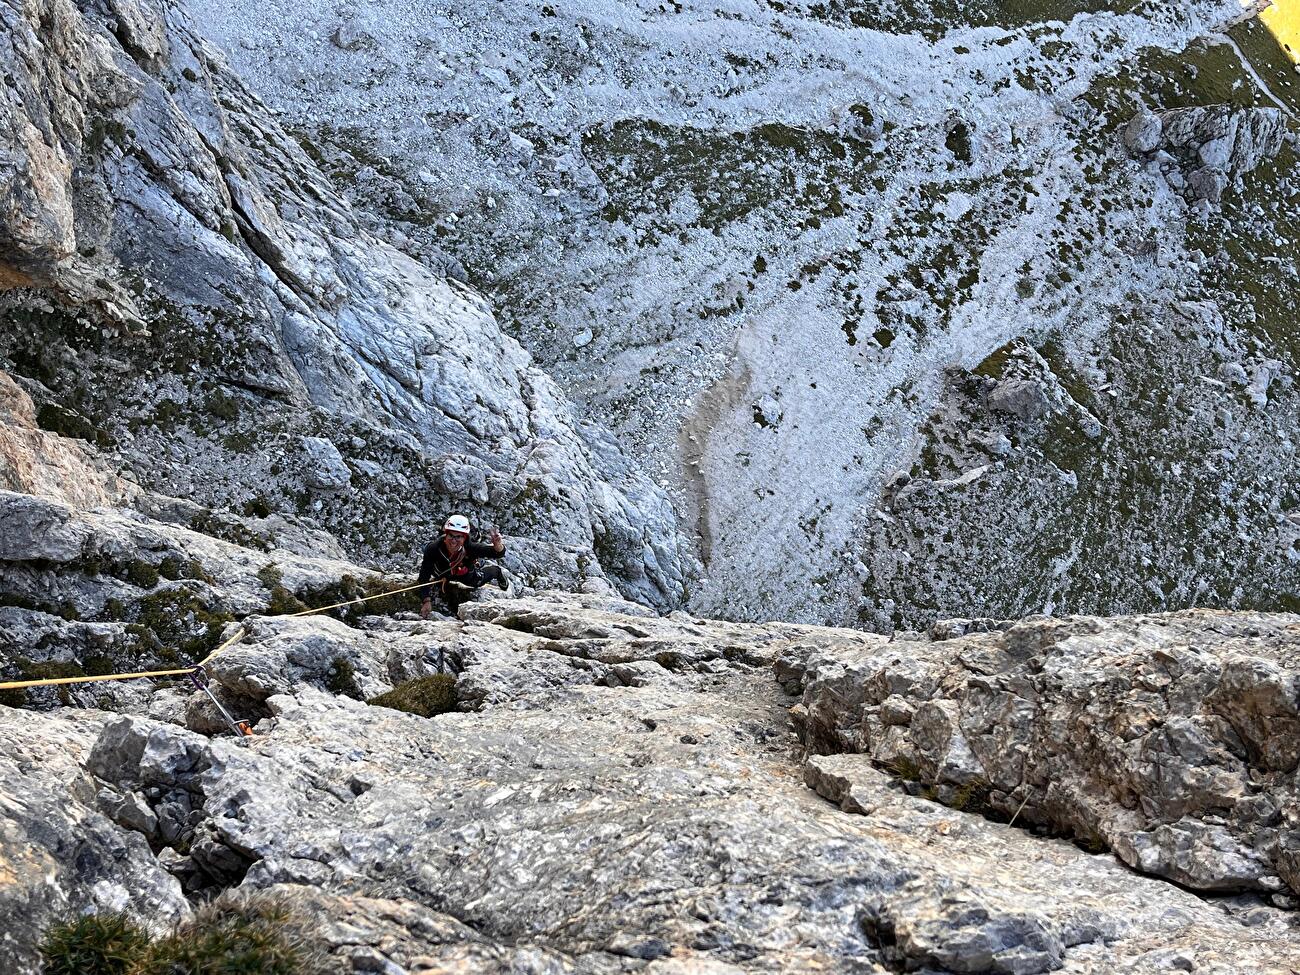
325,656,362,699
189,510,270,552
368,674,457,718
134,587,237,663
296,575,418,623
35,402,110,447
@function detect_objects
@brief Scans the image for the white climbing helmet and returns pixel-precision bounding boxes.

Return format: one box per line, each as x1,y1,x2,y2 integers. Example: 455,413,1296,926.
443,514,471,536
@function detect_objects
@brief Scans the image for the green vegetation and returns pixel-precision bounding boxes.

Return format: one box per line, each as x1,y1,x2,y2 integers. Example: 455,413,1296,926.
949,777,997,816
189,510,269,552
287,123,435,226
368,674,457,717
205,388,241,422
35,403,110,447
582,116,876,241
882,754,926,783
157,557,185,582
258,563,308,615
39,892,321,975
295,575,418,624
242,496,273,519
256,564,284,590
255,566,418,624
855,11,1300,632
0,591,80,621
144,893,313,975
84,118,129,155
9,660,86,706
971,340,1023,380
39,912,150,975
124,560,161,590
1187,136,1300,366
945,120,972,164
785,0,1118,40
135,587,236,663
325,656,362,699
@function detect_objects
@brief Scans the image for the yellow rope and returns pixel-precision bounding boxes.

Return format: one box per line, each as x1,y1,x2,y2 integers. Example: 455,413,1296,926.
2,666,206,689
0,578,436,692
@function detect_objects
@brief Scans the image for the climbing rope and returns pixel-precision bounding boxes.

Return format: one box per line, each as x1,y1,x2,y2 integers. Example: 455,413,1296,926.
0,578,436,692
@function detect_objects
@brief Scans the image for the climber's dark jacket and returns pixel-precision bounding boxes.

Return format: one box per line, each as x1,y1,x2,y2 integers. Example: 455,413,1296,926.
418,535,506,600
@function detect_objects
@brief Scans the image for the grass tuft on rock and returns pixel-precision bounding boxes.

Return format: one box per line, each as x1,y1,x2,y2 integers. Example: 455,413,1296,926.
325,655,362,699
39,892,324,975
368,674,457,717
39,912,151,975
125,560,161,589
146,891,313,975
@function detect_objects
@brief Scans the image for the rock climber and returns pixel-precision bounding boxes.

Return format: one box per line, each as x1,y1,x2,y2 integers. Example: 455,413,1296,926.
418,514,511,618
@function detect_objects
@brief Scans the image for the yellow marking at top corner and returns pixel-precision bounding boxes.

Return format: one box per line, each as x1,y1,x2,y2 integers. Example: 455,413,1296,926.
1261,0,1300,64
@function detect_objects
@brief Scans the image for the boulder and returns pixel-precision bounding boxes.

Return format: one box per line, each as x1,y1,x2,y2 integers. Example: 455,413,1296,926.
300,437,351,492
988,378,1048,421
791,610,1300,894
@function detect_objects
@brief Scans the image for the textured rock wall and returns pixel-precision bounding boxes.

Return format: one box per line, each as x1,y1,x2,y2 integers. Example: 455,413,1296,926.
0,371,128,505
180,0,1300,628
790,610,1300,898
2,581,1298,973
0,0,691,608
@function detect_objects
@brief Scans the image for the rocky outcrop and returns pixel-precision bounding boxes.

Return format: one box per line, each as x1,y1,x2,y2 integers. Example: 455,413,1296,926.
790,610,1300,898
0,371,128,506
0,707,190,963
3,578,1299,972
0,486,390,713
2,0,1300,969
1124,104,1288,203
0,0,689,607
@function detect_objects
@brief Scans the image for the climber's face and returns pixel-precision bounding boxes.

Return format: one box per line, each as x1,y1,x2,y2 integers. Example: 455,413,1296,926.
445,532,467,553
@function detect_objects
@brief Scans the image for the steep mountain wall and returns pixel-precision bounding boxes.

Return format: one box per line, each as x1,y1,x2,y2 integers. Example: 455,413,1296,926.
183,0,1300,627
0,0,691,609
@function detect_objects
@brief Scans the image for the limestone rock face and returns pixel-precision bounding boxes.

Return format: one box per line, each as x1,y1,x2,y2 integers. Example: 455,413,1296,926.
0,708,189,972
0,372,128,506
792,610,1300,896
0,486,393,715
0,0,690,608
2,580,1298,973
180,0,1300,631
1125,105,1287,203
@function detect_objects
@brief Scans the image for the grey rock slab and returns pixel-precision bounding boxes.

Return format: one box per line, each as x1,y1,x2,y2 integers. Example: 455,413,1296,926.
0,707,189,974
988,378,1049,422
299,436,352,493
69,597,1299,972
263,884,599,973
0,0,692,609
791,609,1300,895
1123,109,1163,154
5,592,1300,971
161,674,1300,972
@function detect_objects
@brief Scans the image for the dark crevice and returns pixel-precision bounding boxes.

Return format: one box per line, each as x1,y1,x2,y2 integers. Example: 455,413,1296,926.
224,191,314,306
184,121,315,310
